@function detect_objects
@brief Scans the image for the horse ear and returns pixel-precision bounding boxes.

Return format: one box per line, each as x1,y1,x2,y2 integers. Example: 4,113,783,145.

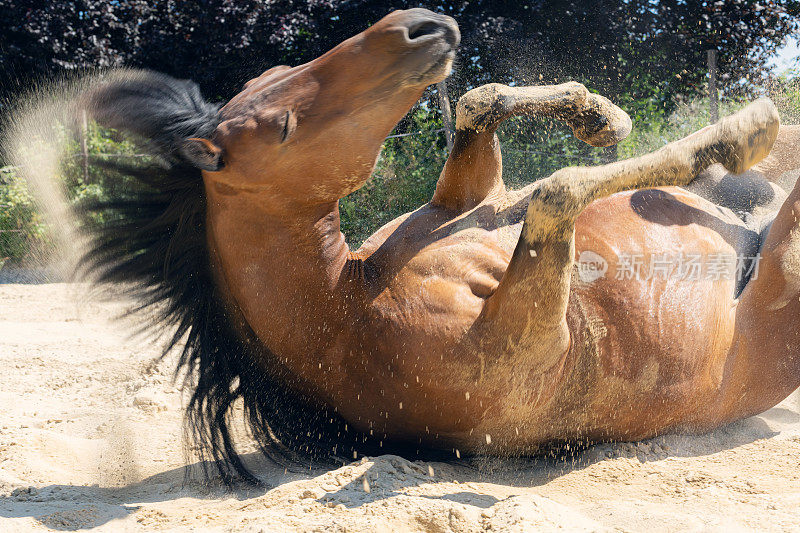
181,137,223,171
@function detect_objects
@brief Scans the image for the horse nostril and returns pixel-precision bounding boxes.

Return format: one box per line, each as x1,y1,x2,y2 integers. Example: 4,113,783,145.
407,20,444,41
395,10,460,47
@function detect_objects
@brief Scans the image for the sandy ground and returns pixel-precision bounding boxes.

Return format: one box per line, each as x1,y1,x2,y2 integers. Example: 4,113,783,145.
0,283,799,532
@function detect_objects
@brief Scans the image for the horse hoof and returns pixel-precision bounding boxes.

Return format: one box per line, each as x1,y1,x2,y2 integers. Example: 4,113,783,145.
567,93,633,148
718,98,780,175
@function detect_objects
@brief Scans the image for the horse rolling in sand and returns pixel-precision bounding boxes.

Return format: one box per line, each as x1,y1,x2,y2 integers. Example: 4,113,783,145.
64,9,799,483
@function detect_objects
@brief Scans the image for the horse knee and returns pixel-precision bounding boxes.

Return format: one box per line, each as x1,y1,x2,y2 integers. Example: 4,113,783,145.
522,169,588,243
455,83,513,132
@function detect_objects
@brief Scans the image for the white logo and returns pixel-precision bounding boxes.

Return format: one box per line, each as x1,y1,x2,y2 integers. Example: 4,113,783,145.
577,250,608,283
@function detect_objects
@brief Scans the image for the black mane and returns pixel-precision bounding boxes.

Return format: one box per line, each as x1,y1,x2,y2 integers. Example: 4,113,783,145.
79,70,384,485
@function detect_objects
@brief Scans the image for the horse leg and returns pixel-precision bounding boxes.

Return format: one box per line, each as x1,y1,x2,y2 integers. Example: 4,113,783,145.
431,82,632,211
720,171,800,420
476,99,780,364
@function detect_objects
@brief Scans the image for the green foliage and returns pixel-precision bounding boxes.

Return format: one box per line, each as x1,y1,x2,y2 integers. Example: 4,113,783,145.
340,105,449,246
0,124,140,263
616,73,800,161
769,71,800,124
0,165,45,262
618,97,748,159
59,124,140,199
498,117,607,186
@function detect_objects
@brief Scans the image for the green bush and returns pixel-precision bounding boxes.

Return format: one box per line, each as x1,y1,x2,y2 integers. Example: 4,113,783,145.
617,97,748,159
768,71,800,125
0,165,46,263
498,116,608,186
0,123,140,264
340,105,449,246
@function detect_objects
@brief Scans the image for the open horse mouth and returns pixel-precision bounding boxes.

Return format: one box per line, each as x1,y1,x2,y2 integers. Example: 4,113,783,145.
399,9,460,84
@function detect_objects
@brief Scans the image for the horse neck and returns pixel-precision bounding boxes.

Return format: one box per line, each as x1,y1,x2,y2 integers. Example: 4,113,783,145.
204,185,355,362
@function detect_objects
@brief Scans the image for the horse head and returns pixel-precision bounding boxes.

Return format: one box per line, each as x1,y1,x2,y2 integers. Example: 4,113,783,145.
192,8,459,208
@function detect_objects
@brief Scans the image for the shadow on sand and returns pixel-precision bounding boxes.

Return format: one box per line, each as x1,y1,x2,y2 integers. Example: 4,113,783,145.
0,266,65,284
0,413,779,530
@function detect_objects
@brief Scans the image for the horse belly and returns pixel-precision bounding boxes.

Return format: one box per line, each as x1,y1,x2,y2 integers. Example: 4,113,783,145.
563,188,751,437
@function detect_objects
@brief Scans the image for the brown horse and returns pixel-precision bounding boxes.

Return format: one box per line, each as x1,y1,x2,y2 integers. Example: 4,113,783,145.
74,9,799,483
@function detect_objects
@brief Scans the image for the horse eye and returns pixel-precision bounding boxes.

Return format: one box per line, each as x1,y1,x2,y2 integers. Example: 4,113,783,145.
280,110,297,143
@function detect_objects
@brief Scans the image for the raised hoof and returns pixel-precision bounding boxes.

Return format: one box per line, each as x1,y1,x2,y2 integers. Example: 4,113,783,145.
567,93,633,148
716,98,780,175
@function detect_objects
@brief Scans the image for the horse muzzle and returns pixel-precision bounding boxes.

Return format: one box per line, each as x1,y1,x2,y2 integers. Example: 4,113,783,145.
399,8,460,49
382,8,460,85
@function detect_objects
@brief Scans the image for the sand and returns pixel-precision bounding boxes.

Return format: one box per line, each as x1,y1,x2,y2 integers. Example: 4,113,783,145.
0,283,798,532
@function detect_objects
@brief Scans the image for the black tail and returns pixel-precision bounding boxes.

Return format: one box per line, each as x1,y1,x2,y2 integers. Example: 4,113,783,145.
79,70,382,485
